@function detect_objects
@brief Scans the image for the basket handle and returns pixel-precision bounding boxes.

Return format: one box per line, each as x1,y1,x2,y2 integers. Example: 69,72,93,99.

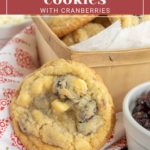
32,16,71,59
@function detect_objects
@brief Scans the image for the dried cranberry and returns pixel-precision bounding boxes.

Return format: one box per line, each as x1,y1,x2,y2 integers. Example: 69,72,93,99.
133,104,144,113
133,112,148,119
146,99,150,109
137,98,145,105
148,111,150,116
144,120,150,130
132,91,150,131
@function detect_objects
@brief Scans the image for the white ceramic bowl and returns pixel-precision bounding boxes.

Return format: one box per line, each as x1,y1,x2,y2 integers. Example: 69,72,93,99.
123,82,150,150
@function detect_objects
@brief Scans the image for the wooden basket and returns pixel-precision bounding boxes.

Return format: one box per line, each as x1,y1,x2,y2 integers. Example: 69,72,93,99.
33,16,150,112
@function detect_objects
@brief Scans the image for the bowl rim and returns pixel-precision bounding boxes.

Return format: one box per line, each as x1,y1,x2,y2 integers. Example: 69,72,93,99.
123,82,150,137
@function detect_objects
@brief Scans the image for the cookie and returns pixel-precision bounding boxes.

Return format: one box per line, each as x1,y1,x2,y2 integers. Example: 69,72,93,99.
62,23,105,46
45,15,96,37
93,16,111,27
109,15,150,28
108,15,140,28
10,59,115,150
140,15,150,22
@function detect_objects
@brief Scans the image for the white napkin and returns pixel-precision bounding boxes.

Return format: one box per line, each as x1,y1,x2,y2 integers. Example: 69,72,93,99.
0,25,39,150
108,21,150,50
101,113,126,150
0,21,30,49
71,21,150,51
70,22,121,51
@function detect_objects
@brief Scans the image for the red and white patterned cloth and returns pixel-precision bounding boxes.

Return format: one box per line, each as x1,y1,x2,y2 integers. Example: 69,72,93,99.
0,24,127,150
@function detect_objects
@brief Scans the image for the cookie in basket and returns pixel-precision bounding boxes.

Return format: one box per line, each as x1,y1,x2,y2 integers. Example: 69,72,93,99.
62,23,105,46
45,15,96,37
140,15,150,22
108,15,150,28
93,16,111,27
108,15,139,28
10,59,115,150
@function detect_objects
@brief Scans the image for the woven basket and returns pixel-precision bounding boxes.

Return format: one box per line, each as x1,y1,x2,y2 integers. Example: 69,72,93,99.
33,16,150,112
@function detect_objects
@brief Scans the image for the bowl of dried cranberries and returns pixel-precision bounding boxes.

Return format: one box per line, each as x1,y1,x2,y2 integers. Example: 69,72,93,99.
123,82,150,150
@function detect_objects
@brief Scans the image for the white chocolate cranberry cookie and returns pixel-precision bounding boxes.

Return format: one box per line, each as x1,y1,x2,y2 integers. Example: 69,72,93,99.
45,16,96,38
10,59,115,150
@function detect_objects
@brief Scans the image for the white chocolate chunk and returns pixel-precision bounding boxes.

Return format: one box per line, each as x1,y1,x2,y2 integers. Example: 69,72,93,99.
51,99,70,113
31,76,53,96
75,138,92,150
71,78,87,96
32,109,44,123
16,92,32,108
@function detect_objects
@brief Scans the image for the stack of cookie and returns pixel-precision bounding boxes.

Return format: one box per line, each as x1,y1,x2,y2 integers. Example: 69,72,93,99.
44,15,150,46
45,15,110,46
